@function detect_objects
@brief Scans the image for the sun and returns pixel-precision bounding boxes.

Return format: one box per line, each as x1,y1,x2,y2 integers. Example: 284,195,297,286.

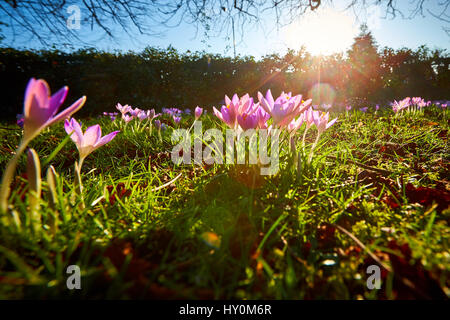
282,7,358,55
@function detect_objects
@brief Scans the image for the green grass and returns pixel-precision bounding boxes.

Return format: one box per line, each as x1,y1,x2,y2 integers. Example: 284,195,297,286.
0,106,448,299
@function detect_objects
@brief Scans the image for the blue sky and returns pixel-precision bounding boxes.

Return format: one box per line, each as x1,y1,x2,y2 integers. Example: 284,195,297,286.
3,1,449,58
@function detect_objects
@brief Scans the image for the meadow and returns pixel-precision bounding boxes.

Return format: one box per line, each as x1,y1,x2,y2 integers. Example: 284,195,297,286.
0,80,448,299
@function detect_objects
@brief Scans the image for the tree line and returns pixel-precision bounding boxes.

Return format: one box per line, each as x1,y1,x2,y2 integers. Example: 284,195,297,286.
1,28,448,119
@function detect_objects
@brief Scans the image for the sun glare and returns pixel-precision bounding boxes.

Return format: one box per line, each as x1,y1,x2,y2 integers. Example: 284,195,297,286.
282,7,358,56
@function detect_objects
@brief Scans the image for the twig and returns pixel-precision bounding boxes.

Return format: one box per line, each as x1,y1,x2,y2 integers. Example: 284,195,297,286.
334,224,391,272
151,172,182,192
334,224,431,299
327,155,394,176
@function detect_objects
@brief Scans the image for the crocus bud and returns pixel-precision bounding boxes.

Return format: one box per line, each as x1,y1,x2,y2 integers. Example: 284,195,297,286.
195,106,203,120
154,120,161,130
27,148,42,232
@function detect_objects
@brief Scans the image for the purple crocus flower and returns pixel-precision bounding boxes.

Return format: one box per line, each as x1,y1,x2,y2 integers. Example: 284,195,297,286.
173,115,181,124
218,94,258,129
255,106,270,129
359,107,368,113
411,97,423,105
258,89,311,127
195,106,203,120
64,118,119,163
213,104,237,129
163,107,182,116
313,112,337,134
375,105,380,111
237,111,259,130
162,108,172,116
417,100,427,109
213,93,247,129
346,105,352,111
154,119,161,130
16,114,24,128
137,110,148,121
287,113,305,135
304,107,319,130
322,104,332,111
22,78,86,142
391,97,411,113
129,107,142,117
110,112,118,121
103,112,118,121
122,113,133,123
116,103,131,115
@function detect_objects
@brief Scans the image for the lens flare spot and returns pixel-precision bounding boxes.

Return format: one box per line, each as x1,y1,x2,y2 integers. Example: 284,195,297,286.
308,83,336,106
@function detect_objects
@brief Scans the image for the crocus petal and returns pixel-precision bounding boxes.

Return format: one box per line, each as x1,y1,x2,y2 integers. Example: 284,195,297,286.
258,93,272,115
195,106,203,119
224,95,231,106
70,118,82,135
48,86,68,118
64,119,83,145
82,125,101,148
220,106,233,126
94,131,120,149
265,89,274,107
213,107,224,122
24,79,49,118
24,79,51,135
46,96,86,127
23,78,37,114
326,118,337,129
231,94,239,105
64,119,74,138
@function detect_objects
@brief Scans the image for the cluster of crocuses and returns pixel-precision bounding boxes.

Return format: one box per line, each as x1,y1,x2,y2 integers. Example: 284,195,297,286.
0,78,120,219
162,107,183,116
213,90,337,165
213,93,270,130
162,107,204,125
161,107,182,124
213,90,337,134
116,103,161,123
102,112,119,121
345,105,379,114
391,97,432,113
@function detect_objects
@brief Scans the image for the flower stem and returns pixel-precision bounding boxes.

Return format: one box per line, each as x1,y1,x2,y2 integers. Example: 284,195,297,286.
0,139,29,213
307,132,321,164
301,127,310,156
74,158,85,209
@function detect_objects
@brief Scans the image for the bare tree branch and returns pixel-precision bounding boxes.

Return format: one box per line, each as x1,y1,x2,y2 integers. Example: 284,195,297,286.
0,0,448,48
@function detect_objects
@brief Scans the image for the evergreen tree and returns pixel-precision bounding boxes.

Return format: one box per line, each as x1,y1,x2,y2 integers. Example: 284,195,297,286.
347,24,382,103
